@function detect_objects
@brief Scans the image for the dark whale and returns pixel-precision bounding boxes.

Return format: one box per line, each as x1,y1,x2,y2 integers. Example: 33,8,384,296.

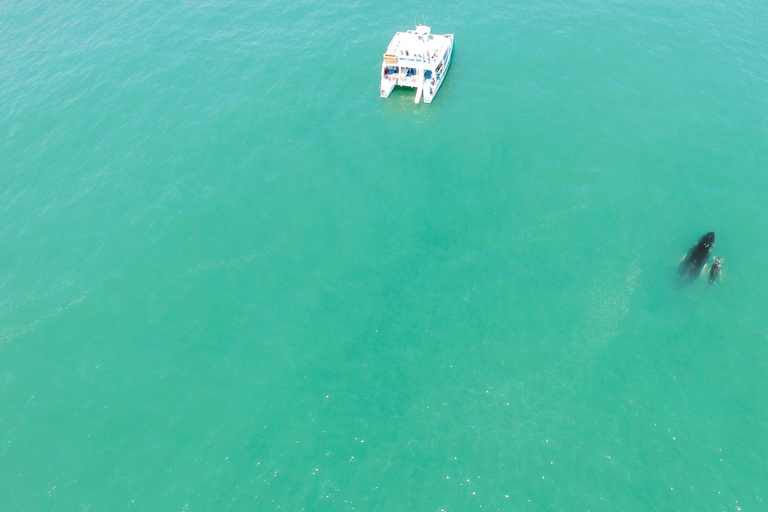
680,232,715,279
709,257,722,283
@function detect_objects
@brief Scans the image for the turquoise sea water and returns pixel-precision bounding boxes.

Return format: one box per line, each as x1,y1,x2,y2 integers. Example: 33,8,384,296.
3,0,768,510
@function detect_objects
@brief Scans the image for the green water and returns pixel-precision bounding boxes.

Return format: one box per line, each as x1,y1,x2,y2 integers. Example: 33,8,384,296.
3,0,768,510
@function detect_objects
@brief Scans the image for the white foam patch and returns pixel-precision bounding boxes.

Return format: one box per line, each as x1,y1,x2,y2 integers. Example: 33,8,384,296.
187,250,273,274
187,239,287,274
0,290,89,345
516,200,594,244
573,259,642,364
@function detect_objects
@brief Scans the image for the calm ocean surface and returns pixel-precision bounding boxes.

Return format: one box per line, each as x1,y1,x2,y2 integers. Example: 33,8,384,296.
3,0,768,510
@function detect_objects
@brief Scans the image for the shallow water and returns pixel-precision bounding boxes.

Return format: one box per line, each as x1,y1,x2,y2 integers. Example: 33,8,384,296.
2,0,768,510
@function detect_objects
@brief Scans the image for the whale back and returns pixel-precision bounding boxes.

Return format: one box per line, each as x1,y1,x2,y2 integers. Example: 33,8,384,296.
681,231,716,279
699,231,715,248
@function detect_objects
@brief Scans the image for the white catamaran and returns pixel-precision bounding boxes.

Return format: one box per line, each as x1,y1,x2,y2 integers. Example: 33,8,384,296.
379,25,454,104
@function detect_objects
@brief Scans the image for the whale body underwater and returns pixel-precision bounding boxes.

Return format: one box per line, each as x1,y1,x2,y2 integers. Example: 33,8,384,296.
681,232,715,279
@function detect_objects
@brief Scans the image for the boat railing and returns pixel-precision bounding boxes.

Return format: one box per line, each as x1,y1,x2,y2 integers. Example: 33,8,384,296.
397,57,438,64
383,75,424,84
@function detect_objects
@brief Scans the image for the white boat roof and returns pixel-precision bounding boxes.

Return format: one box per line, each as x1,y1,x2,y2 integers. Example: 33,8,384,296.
384,25,453,61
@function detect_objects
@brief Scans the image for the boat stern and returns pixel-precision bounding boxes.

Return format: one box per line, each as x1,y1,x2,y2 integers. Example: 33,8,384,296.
380,79,395,98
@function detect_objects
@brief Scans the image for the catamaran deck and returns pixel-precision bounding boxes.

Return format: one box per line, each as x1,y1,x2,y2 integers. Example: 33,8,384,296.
379,25,454,104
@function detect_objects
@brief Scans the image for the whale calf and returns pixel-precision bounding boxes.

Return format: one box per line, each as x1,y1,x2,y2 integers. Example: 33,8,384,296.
709,257,722,282
681,232,715,279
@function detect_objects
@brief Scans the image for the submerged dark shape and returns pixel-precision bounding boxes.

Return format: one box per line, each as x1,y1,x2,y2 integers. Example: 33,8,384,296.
710,257,722,283
680,232,715,279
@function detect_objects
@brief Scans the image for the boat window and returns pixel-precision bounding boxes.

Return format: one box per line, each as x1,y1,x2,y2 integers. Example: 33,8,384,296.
384,66,399,75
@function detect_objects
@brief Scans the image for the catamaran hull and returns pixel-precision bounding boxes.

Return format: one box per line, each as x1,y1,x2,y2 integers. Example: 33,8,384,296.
423,47,452,104
380,81,395,98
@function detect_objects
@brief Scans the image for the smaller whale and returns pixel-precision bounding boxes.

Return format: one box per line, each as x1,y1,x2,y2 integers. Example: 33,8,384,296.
681,232,715,279
709,257,722,283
